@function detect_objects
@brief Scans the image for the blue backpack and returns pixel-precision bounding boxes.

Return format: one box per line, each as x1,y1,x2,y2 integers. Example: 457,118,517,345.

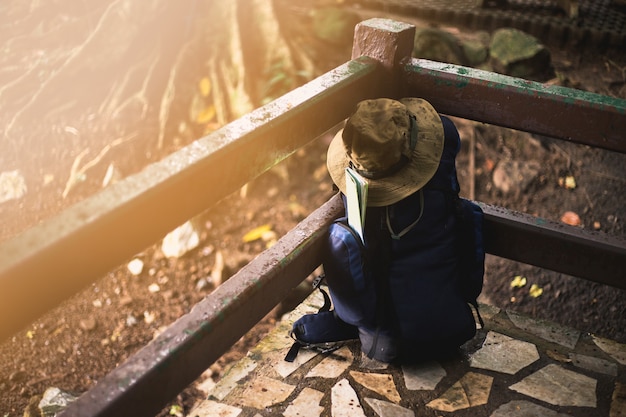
286,116,485,363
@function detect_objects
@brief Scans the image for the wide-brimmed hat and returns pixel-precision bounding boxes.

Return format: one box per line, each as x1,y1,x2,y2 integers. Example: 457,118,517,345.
327,98,444,207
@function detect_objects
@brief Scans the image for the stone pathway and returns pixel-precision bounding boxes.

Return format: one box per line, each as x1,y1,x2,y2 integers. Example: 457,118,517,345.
189,290,626,417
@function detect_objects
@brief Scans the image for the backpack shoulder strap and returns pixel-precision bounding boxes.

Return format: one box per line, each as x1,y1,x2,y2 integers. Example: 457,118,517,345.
453,196,485,328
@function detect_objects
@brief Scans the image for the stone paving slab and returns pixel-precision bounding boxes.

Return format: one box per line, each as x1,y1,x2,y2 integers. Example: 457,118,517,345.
188,290,626,417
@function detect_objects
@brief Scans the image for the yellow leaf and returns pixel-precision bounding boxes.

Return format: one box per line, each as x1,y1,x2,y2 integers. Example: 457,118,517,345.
242,224,273,243
199,77,211,97
529,284,544,298
564,175,576,189
510,275,527,289
196,105,216,124
169,404,183,417
26,330,34,339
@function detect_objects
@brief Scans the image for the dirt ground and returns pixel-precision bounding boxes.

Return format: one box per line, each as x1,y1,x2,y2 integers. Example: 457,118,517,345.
1,16,626,417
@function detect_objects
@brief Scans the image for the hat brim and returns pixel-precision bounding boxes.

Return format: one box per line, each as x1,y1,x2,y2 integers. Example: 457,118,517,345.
327,98,444,207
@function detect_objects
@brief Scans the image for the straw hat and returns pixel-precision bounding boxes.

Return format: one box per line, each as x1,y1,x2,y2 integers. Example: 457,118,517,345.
327,98,444,207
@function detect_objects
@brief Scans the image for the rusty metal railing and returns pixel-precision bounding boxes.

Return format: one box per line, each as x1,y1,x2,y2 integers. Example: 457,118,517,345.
0,54,386,343
0,17,622,417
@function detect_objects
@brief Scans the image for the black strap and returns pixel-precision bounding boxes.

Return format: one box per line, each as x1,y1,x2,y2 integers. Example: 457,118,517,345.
284,340,302,362
284,274,333,362
470,300,485,329
366,209,397,359
312,273,332,313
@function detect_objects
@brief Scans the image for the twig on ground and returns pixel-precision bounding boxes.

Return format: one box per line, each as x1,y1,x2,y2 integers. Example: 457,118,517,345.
62,133,137,198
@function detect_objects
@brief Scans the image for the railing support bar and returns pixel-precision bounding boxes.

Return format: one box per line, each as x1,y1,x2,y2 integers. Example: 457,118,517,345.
60,195,344,417
482,203,626,288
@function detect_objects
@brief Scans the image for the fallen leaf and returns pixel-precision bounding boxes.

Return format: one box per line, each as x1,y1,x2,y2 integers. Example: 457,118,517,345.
546,349,571,363
560,211,581,226
196,105,216,124
211,250,224,286
529,284,544,298
558,175,577,189
169,404,183,417
263,230,278,248
144,311,156,324
510,275,527,288
242,224,273,243
199,77,211,97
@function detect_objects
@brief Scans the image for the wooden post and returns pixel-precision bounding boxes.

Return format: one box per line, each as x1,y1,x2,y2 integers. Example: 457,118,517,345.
352,18,416,98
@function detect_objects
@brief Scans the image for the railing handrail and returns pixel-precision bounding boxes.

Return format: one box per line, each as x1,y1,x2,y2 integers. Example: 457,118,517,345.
0,55,386,342
402,58,626,153
0,17,622,417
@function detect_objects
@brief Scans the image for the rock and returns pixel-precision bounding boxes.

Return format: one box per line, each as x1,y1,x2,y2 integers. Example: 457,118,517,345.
461,31,491,67
79,317,97,332
414,28,467,65
489,28,552,78
0,169,27,204
492,160,540,194
39,387,78,417
161,220,200,258
462,39,489,67
127,258,144,275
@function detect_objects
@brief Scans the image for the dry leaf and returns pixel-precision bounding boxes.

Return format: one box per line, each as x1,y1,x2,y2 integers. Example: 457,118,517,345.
560,211,581,226
558,175,577,189
199,77,211,97
211,250,224,287
242,224,273,243
510,275,527,288
196,105,216,124
529,284,544,298
546,349,571,363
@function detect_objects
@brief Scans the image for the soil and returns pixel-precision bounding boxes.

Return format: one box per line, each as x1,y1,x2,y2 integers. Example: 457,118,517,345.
1,10,626,417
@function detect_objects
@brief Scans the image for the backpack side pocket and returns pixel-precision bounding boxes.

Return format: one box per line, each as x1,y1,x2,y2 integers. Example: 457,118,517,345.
326,218,367,291
323,216,377,328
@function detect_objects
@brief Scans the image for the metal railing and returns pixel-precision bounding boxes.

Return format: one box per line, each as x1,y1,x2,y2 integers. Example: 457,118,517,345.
0,18,624,417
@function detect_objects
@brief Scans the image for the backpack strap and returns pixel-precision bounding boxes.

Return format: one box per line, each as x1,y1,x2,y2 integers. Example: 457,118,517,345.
312,273,332,313
365,208,399,359
284,273,353,362
453,196,485,329
385,189,424,239
426,186,485,328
